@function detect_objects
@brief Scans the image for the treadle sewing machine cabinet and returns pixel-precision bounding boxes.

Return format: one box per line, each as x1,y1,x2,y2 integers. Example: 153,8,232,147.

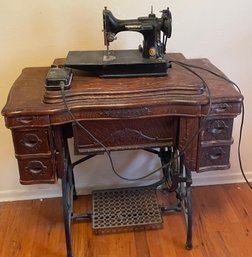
0,5,243,257
2,52,243,257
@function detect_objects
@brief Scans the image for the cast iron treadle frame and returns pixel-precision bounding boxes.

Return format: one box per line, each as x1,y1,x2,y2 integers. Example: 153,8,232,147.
61,147,193,257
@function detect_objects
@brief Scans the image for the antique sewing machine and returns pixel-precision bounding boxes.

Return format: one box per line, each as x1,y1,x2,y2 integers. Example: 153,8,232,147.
2,4,244,256
64,6,172,77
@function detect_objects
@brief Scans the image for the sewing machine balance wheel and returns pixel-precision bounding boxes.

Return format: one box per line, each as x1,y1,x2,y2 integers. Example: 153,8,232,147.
160,147,183,191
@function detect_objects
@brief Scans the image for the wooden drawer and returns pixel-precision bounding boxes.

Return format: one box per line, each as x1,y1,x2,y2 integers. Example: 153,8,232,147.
73,116,178,153
12,129,51,155
6,115,50,128
201,118,233,141
17,157,56,184
198,145,231,172
204,102,242,116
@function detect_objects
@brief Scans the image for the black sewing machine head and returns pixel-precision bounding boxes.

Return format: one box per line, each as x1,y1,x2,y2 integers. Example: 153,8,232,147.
103,6,172,59
65,7,172,78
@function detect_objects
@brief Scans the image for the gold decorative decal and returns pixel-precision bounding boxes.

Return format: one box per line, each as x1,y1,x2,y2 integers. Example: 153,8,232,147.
149,47,156,57
125,25,142,29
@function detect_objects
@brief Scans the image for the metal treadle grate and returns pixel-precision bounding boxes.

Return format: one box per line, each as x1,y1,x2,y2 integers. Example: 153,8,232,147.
92,186,162,233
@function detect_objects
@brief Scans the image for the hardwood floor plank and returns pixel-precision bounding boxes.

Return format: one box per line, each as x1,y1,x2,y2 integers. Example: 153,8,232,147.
134,231,151,257
192,184,252,257
146,215,180,257
30,199,66,257
0,200,40,257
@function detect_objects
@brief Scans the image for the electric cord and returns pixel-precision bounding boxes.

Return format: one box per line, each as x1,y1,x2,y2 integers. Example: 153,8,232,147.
169,60,250,189
60,64,213,182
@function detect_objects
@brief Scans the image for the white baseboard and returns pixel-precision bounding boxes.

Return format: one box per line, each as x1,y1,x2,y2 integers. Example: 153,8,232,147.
75,180,160,196
192,170,252,186
0,180,158,202
1,172,251,202
0,186,62,202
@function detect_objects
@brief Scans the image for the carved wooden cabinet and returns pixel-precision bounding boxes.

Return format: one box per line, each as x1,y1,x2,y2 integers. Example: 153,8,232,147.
2,53,243,184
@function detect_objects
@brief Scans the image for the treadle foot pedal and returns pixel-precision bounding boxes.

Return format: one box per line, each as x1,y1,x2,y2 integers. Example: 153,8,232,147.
92,186,163,233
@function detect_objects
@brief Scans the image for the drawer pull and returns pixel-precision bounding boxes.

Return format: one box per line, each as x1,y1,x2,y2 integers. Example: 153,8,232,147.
208,147,225,160
211,127,224,134
20,134,42,148
208,120,228,135
16,116,34,124
209,152,222,160
212,103,231,113
26,160,47,174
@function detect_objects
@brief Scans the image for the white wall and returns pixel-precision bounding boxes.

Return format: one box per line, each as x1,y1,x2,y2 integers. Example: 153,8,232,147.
1,0,252,201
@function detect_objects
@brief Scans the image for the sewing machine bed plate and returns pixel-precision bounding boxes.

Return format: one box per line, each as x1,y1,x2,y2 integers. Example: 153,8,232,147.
65,50,169,77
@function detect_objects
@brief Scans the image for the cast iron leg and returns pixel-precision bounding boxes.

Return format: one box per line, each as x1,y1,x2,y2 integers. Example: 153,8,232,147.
71,164,77,200
178,169,192,250
62,156,75,257
185,185,192,249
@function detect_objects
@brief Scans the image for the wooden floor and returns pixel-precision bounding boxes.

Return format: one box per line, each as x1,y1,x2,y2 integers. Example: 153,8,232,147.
0,183,252,257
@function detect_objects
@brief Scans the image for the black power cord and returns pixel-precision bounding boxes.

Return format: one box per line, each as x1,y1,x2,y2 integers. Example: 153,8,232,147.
169,60,250,189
